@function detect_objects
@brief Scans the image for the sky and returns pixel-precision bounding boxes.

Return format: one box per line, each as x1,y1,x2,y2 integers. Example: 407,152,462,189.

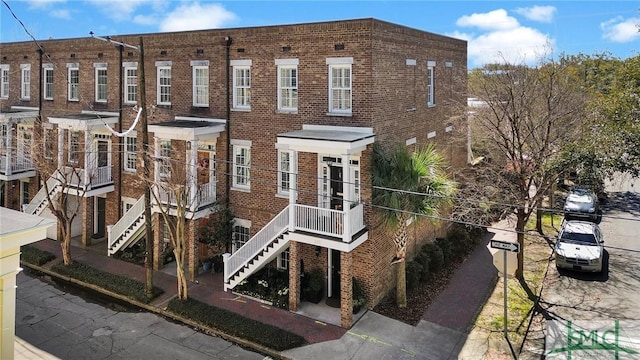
1,0,639,68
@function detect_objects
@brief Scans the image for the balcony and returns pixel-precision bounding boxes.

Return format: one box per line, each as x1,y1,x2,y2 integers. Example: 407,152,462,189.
153,181,217,218
0,153,35,181
293,203,365,240
57,165,113,196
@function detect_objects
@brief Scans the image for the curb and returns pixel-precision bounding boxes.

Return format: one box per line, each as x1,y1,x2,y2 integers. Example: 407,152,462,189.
20,261,291,360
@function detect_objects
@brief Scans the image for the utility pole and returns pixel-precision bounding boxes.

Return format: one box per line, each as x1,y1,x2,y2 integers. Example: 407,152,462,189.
90,33,154,298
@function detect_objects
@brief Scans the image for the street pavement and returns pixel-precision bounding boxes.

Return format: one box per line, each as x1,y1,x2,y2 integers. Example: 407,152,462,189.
15,272,268,360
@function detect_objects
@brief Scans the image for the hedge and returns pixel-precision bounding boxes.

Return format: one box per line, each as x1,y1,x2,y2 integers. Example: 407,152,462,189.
20,245,56,266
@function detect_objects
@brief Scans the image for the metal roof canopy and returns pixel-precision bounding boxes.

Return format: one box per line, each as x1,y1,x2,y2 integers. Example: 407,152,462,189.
277,124,375,155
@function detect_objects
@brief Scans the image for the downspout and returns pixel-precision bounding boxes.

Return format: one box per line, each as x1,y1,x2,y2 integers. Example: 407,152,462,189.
117,44,123,219
36,48,43,191
225,36,232,204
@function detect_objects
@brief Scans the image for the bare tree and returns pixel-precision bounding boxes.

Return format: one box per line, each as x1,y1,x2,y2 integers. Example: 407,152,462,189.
469,56,587,278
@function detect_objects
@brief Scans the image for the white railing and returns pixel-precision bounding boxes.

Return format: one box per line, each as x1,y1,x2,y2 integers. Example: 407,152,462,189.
349,203,365,235
107,195,145,254
23,176,60,215
294,204,344,237
224,205,290,284
0,154,34,174
198,181,216,205
59,165,113,190
92,166,112,187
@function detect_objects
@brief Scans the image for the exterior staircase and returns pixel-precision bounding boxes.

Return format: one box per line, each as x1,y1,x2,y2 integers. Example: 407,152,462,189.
224,206,290,291
107,196,146,256
23,176,61,216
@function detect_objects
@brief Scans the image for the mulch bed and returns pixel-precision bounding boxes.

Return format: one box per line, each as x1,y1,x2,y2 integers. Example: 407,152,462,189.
372,255,468,326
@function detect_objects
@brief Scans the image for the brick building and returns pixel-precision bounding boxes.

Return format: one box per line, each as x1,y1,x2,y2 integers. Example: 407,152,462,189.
0,18,467,327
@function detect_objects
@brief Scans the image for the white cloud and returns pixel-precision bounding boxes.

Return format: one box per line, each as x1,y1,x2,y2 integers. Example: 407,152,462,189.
456,9,519,31
134,14,158,26
50,9,71,19
514,6,556,23
601,16,640,43
446,31,473,42
25,0,66,9
85,0,163,21
159,2,237,32
468,27,553,67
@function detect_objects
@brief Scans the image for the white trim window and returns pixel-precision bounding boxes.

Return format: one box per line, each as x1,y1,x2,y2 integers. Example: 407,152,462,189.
327,57,353,115
0,65,9,99
159,139,171,178
67,64,79,101
0,124,7,151
231,60,251,110
232,141,251,189
95,65,108,103
278,248,290,270
21,64,31,100
232,219,251,253
68,130,80,164
124,65,138,104
157,65,171,105
277,150,293,195
191,61,209,107
44,127,55,159
427,61,436,107
44,66,54,100
124,136,137,172
276,59,298,111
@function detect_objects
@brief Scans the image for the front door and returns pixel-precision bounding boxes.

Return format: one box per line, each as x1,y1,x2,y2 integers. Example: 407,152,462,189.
95,197,106,238
329,249,341,299
330,165,343,210
97,140,108,167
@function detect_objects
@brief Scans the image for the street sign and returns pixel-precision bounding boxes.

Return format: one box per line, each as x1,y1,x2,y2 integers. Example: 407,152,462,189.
490,239,520,253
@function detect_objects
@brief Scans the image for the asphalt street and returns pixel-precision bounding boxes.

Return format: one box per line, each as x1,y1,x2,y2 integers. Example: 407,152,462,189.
15,272,268,360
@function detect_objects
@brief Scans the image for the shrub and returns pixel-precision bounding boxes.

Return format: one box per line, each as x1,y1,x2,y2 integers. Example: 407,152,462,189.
415,250,431,281
302,268,324,303
167,297,305,351
51,261,163,304
447,224,473,256
405,261,423,290
423,243,444,273
352,277,366,312
435,237,453,263
20,245,55,266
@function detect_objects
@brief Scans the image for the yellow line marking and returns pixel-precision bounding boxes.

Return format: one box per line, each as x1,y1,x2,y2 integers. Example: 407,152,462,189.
314,320,327,326
221,295,247,303
260,305,271,309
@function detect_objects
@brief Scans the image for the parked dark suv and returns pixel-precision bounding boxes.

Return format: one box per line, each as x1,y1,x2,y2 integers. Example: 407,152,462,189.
563,187,599,222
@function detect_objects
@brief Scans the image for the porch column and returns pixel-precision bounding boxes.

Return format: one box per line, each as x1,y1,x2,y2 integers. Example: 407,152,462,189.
288,241,301,312
188,140,198,211
342,154,351,243
81,196,94,248
57,128,64,167
288,150,297,233
83,131,91,188
340,250,353,328
4,125,12,175
153,137,160,183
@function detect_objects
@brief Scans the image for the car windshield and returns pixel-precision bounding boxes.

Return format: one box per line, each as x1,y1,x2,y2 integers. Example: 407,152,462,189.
566,193,593,204
560,232,597,244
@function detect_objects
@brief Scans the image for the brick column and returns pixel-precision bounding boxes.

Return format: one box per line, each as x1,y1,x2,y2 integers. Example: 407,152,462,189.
81,196,94,247
288,241,300,312
340,250,353,328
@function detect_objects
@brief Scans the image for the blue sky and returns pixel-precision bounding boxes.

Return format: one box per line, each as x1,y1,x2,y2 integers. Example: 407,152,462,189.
1,1,639,68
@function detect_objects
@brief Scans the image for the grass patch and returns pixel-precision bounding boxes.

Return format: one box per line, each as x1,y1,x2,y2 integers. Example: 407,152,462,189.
20,245,56,266
51,260,163,304
167,297,306,351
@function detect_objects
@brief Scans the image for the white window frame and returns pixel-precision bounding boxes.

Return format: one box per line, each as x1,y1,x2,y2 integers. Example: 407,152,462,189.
124,135,137,172
0,124,7,151
0,65,9,99
327,57,353,115
68,130,80,164
159,139,171,178
278,248,290,270
427,61,436,107
21,64,31,100
44,126,55,159
95,65,108,103
43,66,54,100
67,64,79,101
232,140,251,190
276,59,298,111
156,64,172,105
231,60,251,110
232,218,251,253
122,196,137,215
277,150,294,195
191,61,209,107
124,64,138,104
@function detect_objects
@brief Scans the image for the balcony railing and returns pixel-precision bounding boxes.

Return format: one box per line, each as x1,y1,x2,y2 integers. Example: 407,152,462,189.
0,153,34,175
155,181,216,210
293,203,365,240
58,165,113,190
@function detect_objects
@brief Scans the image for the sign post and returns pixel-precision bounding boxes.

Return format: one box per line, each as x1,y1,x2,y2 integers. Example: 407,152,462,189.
490,239,520,341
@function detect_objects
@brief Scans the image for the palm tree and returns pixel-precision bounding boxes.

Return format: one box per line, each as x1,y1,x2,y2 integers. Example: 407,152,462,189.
372,143,456,308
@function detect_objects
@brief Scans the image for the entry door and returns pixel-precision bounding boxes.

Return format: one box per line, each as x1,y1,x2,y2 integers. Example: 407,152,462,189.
97,140,108,167
95,197,106,238
329,165,343,210
329,249,341,298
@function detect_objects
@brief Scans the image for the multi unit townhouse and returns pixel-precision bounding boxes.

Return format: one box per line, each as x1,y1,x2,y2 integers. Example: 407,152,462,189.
0,18,467,327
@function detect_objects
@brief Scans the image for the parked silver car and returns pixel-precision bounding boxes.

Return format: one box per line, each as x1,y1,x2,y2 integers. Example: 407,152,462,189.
555,220,604,273
563,187,599,222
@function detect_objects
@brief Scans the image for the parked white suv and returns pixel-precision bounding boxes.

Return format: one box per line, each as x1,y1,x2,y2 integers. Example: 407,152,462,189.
555,220,604,273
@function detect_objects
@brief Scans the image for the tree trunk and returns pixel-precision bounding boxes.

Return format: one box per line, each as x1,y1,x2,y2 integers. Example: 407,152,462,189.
396,261,407,308
175,248,188,300
515,211,526,279
61,221,72,265
536,209,543,234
